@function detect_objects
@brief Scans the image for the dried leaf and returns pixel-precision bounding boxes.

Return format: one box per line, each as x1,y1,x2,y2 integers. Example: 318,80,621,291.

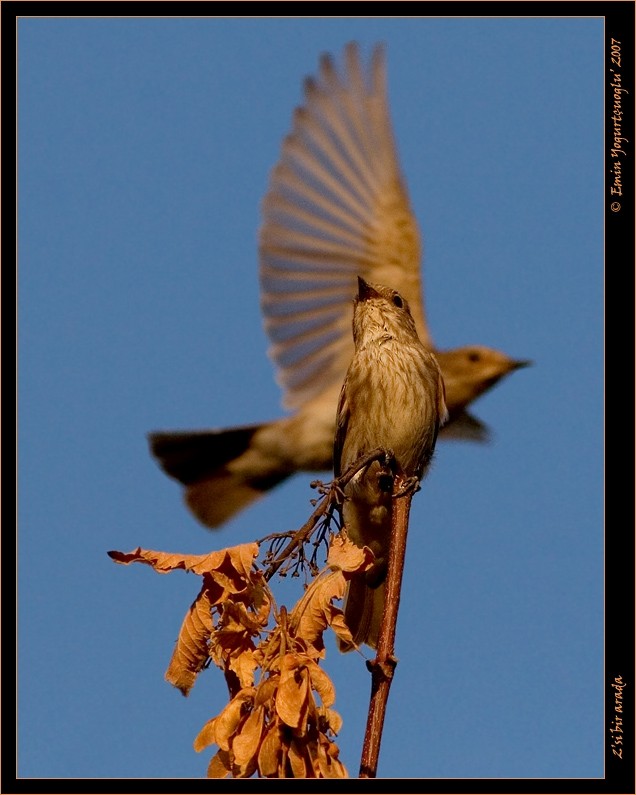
258,721,284,778
213,688,255,752
305,660,335,709
288,569,347,647
276,655,309,730
319,707,343,736
221,598,271,634
250,579,273,624
209,568,248,597
165,582,215,696
210,630,249,668
288,738,311,778
111,532,352,779
254,674,280,708
210,629,260,692
207,748,232,778
327,532,375,573
193,717,217,753
108,543,258,577
232,705,265,767
315,737,348,778
228,647,258,690
229,543,260,581
235,752,258,779
253,627,284,675
326,608,355,649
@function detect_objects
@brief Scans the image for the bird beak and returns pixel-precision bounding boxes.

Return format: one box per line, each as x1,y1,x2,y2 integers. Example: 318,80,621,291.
511,359,532,370
357,276,379,301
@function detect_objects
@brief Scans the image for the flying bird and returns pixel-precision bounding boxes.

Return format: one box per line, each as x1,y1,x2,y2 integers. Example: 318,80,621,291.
149,42,530,529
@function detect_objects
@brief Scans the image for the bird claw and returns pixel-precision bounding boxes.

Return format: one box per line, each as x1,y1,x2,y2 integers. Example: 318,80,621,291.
393,476,420,497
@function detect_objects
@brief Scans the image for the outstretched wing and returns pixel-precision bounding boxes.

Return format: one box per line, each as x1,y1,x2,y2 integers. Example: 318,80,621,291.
259,42,431,411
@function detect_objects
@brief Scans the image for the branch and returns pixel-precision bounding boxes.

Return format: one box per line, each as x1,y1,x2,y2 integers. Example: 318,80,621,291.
261,448,392,582
359,475,416,778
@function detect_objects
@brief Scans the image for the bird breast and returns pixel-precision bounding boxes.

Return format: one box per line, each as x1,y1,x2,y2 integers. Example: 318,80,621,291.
344,339,440,477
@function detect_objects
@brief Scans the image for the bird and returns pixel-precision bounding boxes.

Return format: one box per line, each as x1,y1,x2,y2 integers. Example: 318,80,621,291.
334,277,448,649
148,42,530,529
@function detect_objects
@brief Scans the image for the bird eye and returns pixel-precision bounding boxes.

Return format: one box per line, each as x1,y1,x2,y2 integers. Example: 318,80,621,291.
468,351,481,362
392,294,403,308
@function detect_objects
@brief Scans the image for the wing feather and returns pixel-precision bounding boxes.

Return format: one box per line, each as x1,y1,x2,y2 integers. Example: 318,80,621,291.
259,42,430,411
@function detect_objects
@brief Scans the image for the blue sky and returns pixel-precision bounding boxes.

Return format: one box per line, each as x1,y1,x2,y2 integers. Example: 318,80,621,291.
19,15,608,782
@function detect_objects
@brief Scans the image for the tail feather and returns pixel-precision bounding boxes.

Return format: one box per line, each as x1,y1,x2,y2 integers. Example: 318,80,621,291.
148,426,289,528
148,427,263,484
339,578,385,651
183,472,287,529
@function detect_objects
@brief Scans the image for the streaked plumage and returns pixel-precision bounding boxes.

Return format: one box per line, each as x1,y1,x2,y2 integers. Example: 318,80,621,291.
334,278,447,648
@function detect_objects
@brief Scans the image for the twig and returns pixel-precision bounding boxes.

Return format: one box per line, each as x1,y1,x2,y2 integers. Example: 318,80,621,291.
261,448,391,582
262,492,332,582
359,475,416,778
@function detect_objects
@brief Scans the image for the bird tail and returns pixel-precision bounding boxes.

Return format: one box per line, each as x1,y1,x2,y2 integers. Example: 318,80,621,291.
339,578,385,651
148,425,289,528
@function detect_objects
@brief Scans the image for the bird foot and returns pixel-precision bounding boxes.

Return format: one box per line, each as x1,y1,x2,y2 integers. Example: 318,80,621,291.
393,476,420,498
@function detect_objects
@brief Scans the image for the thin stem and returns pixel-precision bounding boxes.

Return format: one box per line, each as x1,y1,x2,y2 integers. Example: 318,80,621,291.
262,448,391,582
359,477,415,778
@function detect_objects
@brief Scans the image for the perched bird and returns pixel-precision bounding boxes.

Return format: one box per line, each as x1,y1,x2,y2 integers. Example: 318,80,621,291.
334,277,447,649
149,42,530,529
